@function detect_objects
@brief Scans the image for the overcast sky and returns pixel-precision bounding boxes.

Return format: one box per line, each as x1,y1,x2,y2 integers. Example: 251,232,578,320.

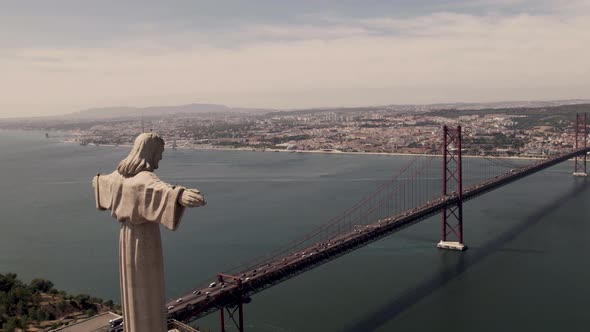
1,0,589,117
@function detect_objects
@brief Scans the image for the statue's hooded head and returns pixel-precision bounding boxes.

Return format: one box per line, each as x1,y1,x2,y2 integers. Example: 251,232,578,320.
117,133,165,177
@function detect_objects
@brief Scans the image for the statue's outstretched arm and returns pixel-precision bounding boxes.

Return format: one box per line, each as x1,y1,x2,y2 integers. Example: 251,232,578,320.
178,188,206,208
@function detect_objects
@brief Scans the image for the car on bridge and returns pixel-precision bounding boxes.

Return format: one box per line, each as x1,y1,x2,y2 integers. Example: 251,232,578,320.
109,317,123,327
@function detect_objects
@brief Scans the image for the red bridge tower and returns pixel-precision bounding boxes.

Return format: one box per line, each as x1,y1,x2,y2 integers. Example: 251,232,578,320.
438,125,467,251
573,113,587,177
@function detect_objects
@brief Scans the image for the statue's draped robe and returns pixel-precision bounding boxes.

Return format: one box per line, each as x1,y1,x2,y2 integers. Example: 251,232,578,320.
93,171,185,332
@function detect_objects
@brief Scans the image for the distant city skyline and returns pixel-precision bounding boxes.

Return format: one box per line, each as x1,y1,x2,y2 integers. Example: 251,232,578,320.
1,0,589,117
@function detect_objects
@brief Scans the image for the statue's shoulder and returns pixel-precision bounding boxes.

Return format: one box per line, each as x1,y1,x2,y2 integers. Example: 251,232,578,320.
94,170,122,181
133,171,160,182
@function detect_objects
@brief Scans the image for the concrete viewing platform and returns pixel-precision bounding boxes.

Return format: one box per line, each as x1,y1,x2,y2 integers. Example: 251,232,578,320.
50,312,122,332
437,241,467,251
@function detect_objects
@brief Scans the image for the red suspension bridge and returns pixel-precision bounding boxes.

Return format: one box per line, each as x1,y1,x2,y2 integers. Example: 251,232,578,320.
163,114,588,331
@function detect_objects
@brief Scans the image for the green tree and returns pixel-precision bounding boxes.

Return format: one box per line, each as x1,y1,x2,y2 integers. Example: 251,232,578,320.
57,299,67,312
37,308,49,321
75,294,91,309
89,296,102,304
30,279,54,293
19,314,29,328
2,317,18,332
16,299,27,316
0,273,18,292
28,307,39,322
0,292,8,315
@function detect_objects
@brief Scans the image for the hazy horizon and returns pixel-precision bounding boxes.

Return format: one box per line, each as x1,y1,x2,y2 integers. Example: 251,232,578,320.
2,0,589,117
2,98,590,121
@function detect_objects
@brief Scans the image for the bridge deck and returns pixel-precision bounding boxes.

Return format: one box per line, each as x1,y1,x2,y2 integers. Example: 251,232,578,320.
168,146,590,323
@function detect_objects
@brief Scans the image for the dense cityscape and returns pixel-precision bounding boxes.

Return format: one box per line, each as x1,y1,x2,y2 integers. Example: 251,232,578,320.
6,101,589,158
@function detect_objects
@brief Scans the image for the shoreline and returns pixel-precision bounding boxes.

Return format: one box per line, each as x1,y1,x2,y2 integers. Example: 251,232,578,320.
60,139,546,161
191,146,546,160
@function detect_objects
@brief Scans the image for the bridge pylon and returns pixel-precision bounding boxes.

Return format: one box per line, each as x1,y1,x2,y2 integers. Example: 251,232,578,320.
438,125,467,251
217,273,245,332
573,113,587,177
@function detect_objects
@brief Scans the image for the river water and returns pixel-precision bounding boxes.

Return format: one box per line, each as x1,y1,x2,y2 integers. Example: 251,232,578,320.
0,130,588,331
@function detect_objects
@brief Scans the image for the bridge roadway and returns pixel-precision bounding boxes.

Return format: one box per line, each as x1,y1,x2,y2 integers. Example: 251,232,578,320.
167,146,590,323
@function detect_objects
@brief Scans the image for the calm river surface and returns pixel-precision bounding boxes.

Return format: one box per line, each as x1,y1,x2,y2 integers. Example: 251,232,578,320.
0,130,589,331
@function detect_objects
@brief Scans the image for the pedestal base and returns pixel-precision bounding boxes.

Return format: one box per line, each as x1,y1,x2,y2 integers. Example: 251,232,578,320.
573,172,587,177
437,241,467,251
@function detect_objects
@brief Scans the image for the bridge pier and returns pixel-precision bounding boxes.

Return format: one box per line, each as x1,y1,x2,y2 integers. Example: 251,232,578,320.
220,306,225,332
573,113,587,177
437,240,466,251
218,273,245,332
438,125,467,251
219,303,244,332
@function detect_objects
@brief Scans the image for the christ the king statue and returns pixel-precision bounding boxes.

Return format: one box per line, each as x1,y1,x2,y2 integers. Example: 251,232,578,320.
93,133,205,332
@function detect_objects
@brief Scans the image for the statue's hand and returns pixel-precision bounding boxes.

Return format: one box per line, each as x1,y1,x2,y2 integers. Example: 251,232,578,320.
179,188,206,207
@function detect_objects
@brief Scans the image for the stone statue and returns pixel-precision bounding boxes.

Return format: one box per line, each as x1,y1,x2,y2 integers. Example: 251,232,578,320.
92,133,205,332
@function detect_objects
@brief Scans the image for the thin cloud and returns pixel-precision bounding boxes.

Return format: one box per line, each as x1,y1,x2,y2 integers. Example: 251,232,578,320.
0,1,589,116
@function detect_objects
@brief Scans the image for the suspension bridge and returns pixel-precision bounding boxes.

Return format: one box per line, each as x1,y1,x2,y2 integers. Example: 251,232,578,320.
161,113,588,331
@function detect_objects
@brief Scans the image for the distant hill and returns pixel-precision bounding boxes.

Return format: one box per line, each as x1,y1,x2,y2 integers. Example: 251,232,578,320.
71,99,590,120
266,99,590,116
405,99,590,111
66,103,273,120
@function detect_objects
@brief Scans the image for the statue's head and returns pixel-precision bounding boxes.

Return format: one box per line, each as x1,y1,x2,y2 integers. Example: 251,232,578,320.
117,133,165,177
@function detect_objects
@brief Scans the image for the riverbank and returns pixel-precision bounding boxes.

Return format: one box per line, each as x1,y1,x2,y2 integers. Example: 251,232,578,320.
61,139,546,161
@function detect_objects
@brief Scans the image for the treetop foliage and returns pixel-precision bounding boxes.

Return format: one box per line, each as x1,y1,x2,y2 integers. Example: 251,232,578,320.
0,273,116,332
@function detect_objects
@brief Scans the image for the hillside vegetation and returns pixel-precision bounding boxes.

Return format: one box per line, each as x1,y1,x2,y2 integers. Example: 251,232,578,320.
0,273,118,332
